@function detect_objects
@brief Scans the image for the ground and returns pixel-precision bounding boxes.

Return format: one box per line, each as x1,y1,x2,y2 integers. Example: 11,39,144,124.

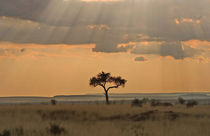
0,104,210,136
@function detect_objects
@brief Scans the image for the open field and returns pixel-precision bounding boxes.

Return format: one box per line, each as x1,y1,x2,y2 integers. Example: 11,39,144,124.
0,104,210,136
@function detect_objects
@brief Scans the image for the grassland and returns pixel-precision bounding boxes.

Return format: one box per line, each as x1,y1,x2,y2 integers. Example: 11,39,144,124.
0,104,210,136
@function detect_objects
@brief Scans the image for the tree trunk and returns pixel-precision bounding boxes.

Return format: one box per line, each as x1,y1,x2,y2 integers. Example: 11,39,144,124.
105,90,109,104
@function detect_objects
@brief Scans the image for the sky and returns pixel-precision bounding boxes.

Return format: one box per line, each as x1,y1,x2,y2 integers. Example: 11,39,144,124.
0,0,210,96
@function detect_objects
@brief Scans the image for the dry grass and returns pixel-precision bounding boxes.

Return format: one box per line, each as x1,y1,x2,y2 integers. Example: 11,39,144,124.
0,104,210,136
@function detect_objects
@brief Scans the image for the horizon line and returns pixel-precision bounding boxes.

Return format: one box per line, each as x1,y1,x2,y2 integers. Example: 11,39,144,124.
0,91,210,98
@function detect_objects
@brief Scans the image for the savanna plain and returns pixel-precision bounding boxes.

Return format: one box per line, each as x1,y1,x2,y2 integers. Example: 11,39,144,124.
0,103,210,136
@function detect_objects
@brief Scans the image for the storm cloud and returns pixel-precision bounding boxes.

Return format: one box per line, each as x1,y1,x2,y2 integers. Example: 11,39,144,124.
134,56,147,62
0,0,210,58
131,42,203,60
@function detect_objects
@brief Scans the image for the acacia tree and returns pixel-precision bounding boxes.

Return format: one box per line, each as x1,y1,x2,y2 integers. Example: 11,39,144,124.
89,71,127,104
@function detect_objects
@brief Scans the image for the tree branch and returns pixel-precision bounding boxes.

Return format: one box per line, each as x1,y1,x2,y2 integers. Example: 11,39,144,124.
107,85,119,92
104,82,106,88
99,83,106,91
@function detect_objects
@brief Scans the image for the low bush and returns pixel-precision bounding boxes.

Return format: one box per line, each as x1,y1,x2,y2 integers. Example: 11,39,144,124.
150,99,160,107
178,97,186,104
47,123,66,136
186,100,198,108
51,99,57,105
150,99,173,107
142,98,149,104
131,99,143,107
0,129,11,136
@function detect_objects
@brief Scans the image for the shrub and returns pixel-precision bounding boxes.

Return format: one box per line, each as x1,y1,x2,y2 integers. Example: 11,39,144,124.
178,97,185,104
186,100,198,108
51,99,57,105
150,99,173,107
47,123,65,136
131,99,143,107
142,98,149,104
150,99,160,107
0,129,11,136
0,128,24,136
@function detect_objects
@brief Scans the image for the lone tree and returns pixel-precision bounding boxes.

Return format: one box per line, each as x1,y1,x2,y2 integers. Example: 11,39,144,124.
89,71,127,104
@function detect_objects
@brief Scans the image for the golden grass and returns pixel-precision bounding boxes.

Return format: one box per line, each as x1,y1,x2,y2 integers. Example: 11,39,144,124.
0,104,210,136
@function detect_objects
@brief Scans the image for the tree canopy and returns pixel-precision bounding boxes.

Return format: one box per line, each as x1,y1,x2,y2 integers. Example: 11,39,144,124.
90,71,126,90
89,71,127,104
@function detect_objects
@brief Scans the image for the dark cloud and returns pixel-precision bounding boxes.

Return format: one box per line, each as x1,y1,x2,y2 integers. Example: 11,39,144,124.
92,43,134,53
134,56,147,62
0,0,210,55
131,42,203,60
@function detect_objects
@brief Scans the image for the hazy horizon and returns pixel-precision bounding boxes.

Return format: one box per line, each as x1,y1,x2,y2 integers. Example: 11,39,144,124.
1,91,210,98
